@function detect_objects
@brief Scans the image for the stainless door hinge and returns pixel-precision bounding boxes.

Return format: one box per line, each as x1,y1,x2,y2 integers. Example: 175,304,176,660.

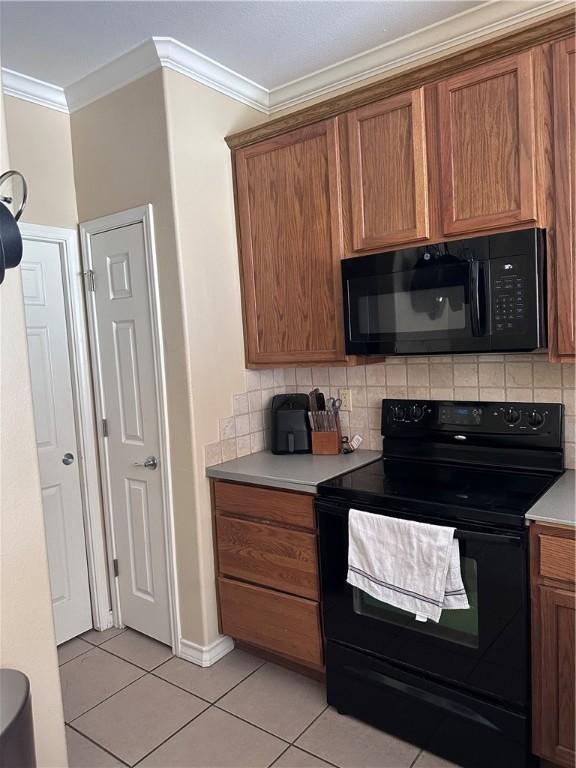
102,418,109,437
84,269,95,292
113,558,119,578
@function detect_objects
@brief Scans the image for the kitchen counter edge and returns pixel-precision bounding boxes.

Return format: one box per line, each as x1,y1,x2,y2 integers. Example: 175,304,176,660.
206,449,382,494
526,469,576,528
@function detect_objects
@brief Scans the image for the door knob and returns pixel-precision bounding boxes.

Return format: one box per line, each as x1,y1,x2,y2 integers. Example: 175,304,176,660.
133,456,158,470
62,452,75,466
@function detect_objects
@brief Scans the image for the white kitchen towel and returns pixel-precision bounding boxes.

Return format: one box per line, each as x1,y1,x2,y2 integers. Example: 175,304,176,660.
346,509,469,623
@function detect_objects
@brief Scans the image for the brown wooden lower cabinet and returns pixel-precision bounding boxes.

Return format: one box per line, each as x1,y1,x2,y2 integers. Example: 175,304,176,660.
216,515,319,600
531,523,576,768
213,479,324,672
218,577,323,669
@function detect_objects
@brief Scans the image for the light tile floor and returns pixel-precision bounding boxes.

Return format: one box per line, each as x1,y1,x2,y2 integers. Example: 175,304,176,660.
60,628,458,768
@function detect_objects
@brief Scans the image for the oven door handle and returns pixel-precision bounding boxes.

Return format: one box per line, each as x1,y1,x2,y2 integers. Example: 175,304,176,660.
347,666,502,731
455,530,522,545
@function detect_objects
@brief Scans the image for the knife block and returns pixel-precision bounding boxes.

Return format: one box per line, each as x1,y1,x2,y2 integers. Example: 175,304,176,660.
311,432,341,455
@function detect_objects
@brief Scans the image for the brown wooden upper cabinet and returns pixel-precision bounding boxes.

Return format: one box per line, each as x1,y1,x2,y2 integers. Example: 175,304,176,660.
234,119,346,367
551,36,576,360
438,51,537,236
347,89,429,251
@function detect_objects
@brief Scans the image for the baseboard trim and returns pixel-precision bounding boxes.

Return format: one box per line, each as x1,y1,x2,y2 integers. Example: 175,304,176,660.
178,634,235,667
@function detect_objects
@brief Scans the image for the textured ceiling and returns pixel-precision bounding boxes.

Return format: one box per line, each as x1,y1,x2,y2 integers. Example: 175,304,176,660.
0,1,486,89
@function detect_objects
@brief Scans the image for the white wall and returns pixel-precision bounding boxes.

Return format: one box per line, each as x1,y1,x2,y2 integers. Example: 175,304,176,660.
0,79,68,767
69,69,201,641
4,95,78,228
70,68,263,647
161,69,264,643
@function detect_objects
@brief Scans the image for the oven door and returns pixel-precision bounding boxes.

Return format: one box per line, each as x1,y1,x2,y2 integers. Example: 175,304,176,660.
342,255,490,355
317,499,529,708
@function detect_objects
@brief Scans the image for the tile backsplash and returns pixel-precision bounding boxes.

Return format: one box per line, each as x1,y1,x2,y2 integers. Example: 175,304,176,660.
205,353,576,469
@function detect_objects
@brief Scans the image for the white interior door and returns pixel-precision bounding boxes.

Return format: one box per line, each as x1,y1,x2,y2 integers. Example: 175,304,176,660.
88,222,171,645
22,238,93,645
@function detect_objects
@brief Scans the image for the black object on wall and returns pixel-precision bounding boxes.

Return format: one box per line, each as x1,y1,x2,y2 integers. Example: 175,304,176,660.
0,170,28,286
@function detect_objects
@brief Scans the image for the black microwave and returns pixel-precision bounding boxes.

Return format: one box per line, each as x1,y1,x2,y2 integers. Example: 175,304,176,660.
342,228,546,356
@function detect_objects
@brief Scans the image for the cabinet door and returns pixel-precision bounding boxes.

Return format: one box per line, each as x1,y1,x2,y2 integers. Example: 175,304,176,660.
347,89,429,250
216,516,319,600
438,51,537,235
218,577,323,668
235,119,345,366
552,36,576,359
534,585,576,767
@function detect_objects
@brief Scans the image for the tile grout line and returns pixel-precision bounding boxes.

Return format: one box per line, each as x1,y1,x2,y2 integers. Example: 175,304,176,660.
148,654,267,706
71,697,207,768
131,703,219,767
267,742,293,768
410,749,425,768
66,722,130,767
147,671,215,707
286,703,351,768
58,645,95,668
67,670,148,726
69,674,209,767
96,642,173,674
211,703,293,745
292,702,330,744
80,627,127,647
209,656,268,704
66,653,281,765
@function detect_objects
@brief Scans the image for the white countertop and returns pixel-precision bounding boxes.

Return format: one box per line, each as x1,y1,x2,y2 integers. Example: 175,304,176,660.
206,449,382,494
526,469,576,528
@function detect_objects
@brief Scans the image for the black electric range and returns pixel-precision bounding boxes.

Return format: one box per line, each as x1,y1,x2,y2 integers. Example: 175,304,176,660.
316,398,564,768
319,456,559,529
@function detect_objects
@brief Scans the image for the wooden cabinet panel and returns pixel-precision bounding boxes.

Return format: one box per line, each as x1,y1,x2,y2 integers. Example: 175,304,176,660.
539,532,576,583
552,36,576,359
531,523,576,768
438,51,537,235
214,480,315,531
216,515,319,600
218,577,323,668
534,586,576,767
235,119,345,366
347,89,429,250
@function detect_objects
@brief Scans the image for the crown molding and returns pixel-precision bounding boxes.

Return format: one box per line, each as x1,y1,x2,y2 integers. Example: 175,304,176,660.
267,0,576,112
154,37,269,112
1,68,68,113
65,38,159,112
1,0,573,116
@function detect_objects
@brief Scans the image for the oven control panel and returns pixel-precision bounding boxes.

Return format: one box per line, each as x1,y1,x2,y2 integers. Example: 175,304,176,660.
382,399,563,448
493,404,550,430
438,405,482,426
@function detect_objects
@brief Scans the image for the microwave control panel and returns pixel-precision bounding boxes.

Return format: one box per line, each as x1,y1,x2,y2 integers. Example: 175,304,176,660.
490,255,530,335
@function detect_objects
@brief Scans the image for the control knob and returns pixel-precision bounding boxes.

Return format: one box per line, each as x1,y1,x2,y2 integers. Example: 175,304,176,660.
528,410,545,428
503,407,521,426
409,404,424,422
393,405,406,421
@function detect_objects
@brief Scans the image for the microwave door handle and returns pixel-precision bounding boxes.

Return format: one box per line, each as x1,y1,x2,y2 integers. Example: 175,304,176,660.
469,261,486,337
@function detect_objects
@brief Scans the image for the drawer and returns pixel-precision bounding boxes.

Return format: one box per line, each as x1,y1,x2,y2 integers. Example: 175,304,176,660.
214,481,315,531
216,516,319,600
538,531,576,584
218,577,323,668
